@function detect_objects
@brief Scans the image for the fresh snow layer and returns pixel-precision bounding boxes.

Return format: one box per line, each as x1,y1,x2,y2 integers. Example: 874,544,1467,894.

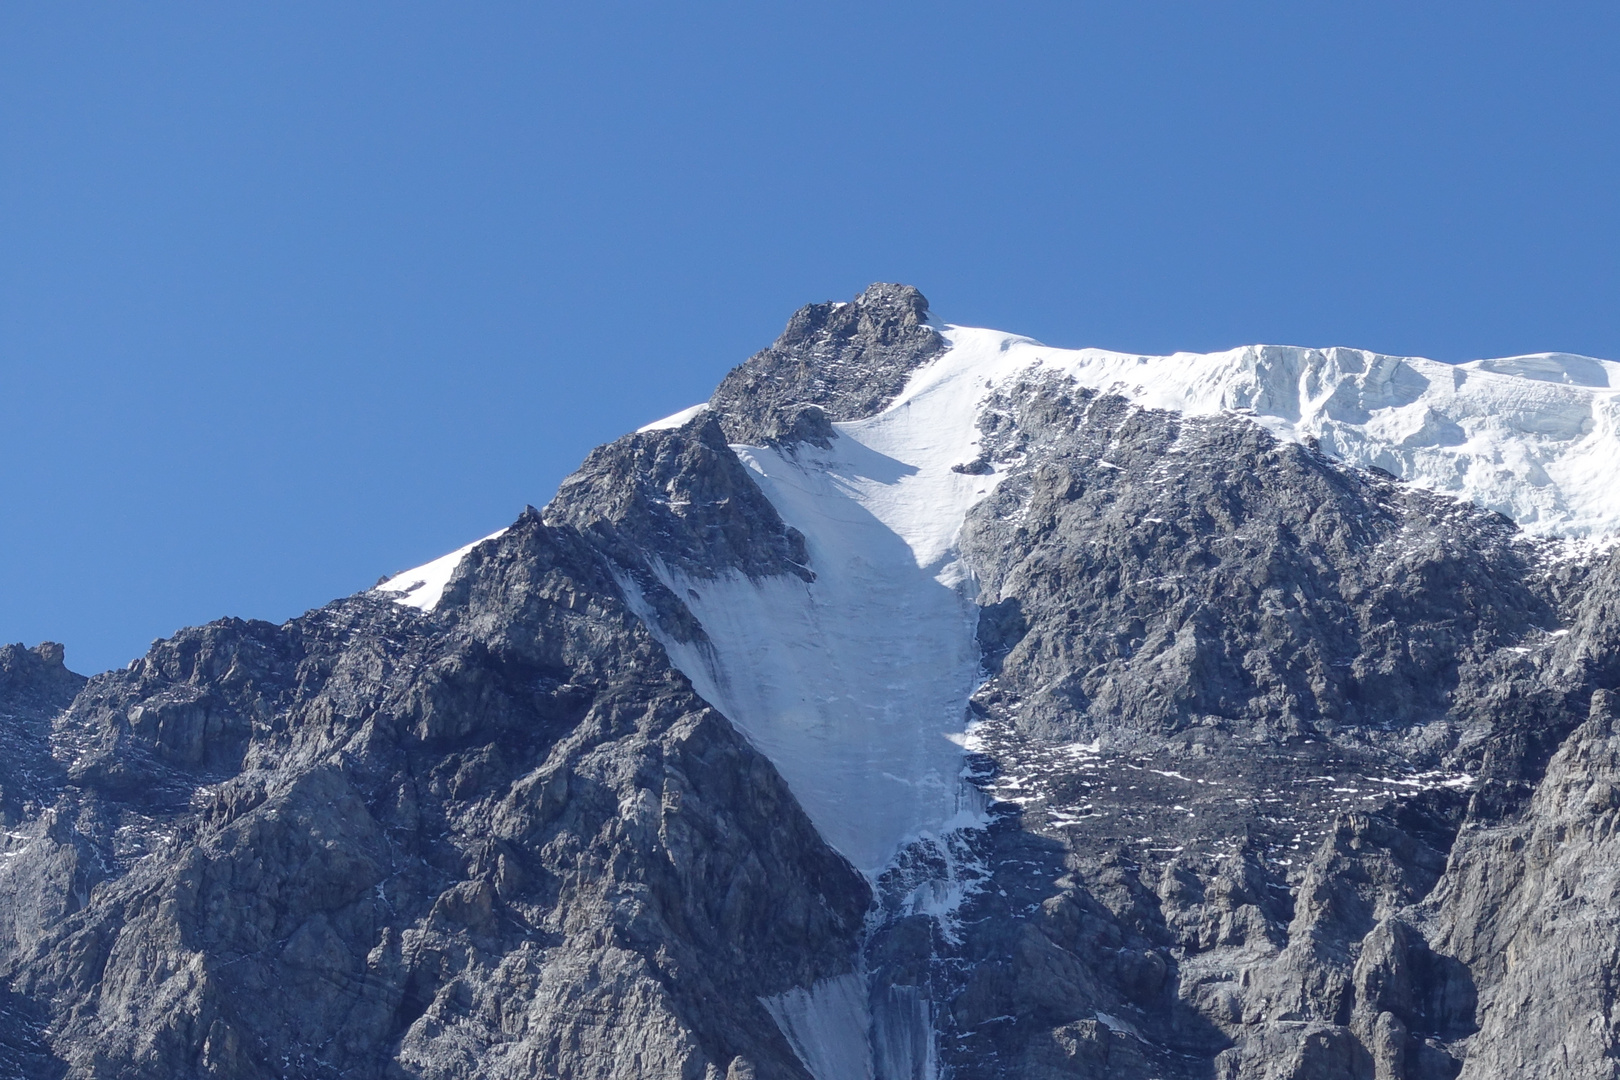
373,529,508,611
636,402,708,432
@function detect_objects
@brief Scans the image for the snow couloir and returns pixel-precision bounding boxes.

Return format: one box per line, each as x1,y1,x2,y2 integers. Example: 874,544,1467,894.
375,326,1620,876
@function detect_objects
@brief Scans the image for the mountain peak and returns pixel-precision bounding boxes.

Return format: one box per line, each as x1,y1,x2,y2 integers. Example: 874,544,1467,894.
708,282,945,444
11,286,1620,1079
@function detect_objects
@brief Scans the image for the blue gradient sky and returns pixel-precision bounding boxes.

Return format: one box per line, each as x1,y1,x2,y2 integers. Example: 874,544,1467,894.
4,3,1618,673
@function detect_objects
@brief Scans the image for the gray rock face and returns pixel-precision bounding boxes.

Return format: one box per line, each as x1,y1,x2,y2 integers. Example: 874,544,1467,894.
0,643,87,1080
1429,688,1620,1078
928,371,1620,1077
960,372,1556,756
0,512,867,1079
544,413,813,645
5,285,1620,1079
707,283,944,445
0,643,85,827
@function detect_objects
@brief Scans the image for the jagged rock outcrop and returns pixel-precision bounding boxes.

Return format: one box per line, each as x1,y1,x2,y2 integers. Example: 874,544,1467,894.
959,372,1557,753
0,643,85,827
0,513,868,1080
0,643,89,1080
5,284,1620,1079
708,283,943,445
1427,688,1620,1077
543,413,813,645
548,415,813,586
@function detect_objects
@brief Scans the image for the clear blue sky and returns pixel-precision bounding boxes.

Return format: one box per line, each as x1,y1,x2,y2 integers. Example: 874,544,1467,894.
4,3,1617,674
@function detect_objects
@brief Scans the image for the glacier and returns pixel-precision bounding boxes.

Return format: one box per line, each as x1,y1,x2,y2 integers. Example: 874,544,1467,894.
985,334,1620,537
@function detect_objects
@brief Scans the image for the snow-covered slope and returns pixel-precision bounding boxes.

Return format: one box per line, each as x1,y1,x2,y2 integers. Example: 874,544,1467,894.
636,402,708,432
638,346,1003,872
960,331,1620,537
377,326,1620,876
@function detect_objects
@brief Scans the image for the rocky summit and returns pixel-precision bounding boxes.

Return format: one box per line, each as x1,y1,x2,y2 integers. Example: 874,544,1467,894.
5,284,1620,1079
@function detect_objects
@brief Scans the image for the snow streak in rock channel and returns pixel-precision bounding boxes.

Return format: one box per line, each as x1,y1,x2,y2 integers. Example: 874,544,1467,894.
646,333,1021,875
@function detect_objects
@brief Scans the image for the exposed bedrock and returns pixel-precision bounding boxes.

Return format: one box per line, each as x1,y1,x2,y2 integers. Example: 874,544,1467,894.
707,282,945,446
4,285,1620,1078
0,514,868,1080
938,372,1620,1077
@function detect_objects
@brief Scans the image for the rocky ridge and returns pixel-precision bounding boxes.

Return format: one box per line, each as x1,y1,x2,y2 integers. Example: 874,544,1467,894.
707,282,944,447
3,284,1620,1078
0,514,867,1079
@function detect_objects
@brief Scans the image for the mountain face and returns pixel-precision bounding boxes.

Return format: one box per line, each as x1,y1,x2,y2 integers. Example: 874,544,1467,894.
4,286,1620,1079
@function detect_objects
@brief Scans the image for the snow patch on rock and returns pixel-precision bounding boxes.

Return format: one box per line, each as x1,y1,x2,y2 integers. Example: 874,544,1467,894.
762,973,876,1080
373,529,508,611
625,336,1028,874
636,402,708,432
